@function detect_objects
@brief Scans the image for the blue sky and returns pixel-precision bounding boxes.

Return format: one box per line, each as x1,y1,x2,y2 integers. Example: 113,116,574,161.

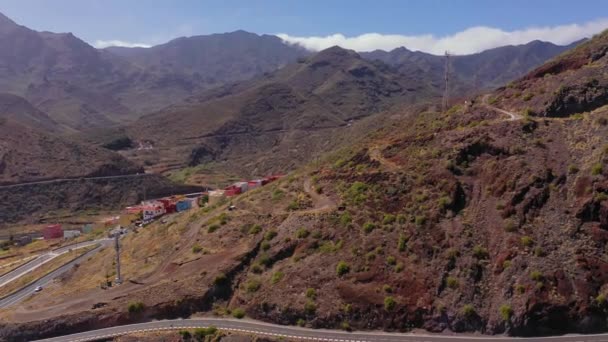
1,0,607,54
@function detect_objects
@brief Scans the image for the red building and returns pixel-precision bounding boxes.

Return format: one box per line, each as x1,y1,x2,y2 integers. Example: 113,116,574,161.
157,198,177,213
224,185,242,196
43,224,63,240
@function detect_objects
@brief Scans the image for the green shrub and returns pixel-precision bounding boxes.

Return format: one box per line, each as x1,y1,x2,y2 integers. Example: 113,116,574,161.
264,230,277,240
213,273,228,286
296,228,310,239
472,245,489,259
398,234,407,252
336,261,350,276
287,201,299,211
438,196,452,211
384,296,396,311
515,284,526,294
503,260,512,269
232,308,246,319
304,300,316,314
127,301,144,314
382,284,393,293
207,224,220,233
461,304,476,317
386,256,396,265
346,182,368,204
342,303,353,314
523,93,534,101
597,294,607,305
340,212,352,226
261,241,271,251
192,244,203,253
415,215,426,226
271,189,284,201
446,276,459,289
382,214,396,225
193,326,217,340
447,248,459,260
530,270,543,281
568,164,579,174
179,330,192,340
592,163,603,176
297,318,306,327
520,236,534,247
251,263,263,274
245,279,261,293
306,288,317,299
271,271,284,284
394,262,404,273
534,246,545,257
340,321,351,331
363,222,375,234
249,225,262,234
500,304,513,321
258,254,271,266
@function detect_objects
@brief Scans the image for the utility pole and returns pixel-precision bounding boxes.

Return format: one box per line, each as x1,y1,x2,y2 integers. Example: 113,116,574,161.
442,51,451,113
114,233,122,285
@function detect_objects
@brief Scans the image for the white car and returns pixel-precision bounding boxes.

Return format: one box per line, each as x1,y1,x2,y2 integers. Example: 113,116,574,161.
34,286,43,292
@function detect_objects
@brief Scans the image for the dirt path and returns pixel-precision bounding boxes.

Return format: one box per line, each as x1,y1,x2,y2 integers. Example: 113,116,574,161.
481,94,523,121
369,146,400,171
300,178,336,214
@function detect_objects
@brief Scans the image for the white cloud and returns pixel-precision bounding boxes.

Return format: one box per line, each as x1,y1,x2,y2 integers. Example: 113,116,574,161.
93,40,152,49
277,19,608,55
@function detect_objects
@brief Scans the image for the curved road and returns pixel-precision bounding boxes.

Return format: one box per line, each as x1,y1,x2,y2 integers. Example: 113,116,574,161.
481,94,523,121
0,240,111,308
32,317,608,342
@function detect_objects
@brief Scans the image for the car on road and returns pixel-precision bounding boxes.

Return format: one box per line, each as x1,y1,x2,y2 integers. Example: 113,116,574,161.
34,286,43,292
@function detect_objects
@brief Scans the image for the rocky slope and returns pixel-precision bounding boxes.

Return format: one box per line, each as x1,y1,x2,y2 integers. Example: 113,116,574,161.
0,119,141,185
0,93,62,132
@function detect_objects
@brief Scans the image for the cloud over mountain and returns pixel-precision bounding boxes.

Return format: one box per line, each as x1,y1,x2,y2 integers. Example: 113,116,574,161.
277,18,608,55
94,40,151,48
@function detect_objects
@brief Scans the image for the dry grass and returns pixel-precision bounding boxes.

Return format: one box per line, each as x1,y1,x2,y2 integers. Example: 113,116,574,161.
0,246,94,298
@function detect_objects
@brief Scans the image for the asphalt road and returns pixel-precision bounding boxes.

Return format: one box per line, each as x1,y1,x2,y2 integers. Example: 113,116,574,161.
0,240,110,308
0,173,150,189
0,239,111,288
31,318,608,342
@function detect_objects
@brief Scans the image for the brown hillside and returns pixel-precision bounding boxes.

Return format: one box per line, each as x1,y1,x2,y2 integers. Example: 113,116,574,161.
123,46,437,177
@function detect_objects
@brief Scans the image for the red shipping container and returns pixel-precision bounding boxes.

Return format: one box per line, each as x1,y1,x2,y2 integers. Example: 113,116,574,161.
43,224,63,240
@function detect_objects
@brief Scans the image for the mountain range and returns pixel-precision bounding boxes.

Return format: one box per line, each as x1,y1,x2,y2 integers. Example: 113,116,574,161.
0,11,581,134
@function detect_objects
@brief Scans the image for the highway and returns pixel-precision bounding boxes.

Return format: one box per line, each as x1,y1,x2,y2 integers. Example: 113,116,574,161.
0,239,111,288
0,240,111,308
32,318,608,342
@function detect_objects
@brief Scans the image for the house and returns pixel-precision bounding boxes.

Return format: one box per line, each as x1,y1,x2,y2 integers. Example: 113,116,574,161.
234,181,249,193
43,224,63,240
142,202,166,221
224,185,242,197
176,199,192,212
63,230,81,239
157,198,177,214
248,179,264,189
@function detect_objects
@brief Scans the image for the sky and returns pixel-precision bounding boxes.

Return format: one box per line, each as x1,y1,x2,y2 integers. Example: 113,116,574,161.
1,0,608,55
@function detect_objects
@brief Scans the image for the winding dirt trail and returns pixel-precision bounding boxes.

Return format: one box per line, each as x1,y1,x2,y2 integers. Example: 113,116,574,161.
301,177,336,214
481,94,523,121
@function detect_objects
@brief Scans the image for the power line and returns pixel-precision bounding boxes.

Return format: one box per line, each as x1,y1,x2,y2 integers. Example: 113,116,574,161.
442,51,451,113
